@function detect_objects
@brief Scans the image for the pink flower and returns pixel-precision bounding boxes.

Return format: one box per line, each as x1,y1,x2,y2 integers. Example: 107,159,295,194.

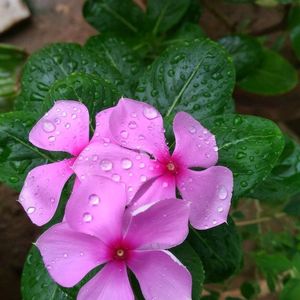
36,177,192,300
19,100,152,226
74,98,233,230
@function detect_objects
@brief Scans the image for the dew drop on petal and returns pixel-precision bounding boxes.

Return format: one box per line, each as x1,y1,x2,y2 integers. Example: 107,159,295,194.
128,121,137,129
65,123,71,129
61,112,67,117
48,136,56,142
213,146,218,152
188,126,196,134
120,130,129,139
80,252,84,257
138,134,145,140
27,207,36,214
139,162,145,169
83,212,93,223
43,121,56,133
92,155,99,162
112,174,121,182
71,114,77,119
217,206,224,213
63,253,68,258
212,219,217,225
218,185,228,200
121,158,133,170
89,194,100,206
162,182,168,188
143,107,158,119
100,159,113,171
140,175,147,182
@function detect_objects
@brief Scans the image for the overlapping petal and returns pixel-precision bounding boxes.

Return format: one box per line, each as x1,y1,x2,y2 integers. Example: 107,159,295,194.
36,223,110,287
177,166,233,230
172,112,218,168
128,250,192,300
29,101,89,156
19,158,75,226
125,198,190,250
65,176,126,244
73,143,157,203
78,262,134,300
109,98,169,159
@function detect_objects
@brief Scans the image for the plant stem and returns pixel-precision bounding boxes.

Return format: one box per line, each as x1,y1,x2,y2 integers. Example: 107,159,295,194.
236,212,286,226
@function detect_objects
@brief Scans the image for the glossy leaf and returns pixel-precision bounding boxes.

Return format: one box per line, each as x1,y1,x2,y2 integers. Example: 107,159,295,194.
202,114,285,199
171,241,205,299
45,72,121,130
0,44,27,112
250,135,300,203
136,38,235,119
85,35,144,93
0,111,58,191
290,26,300,61
280,279,300,300
16,43,124,114
218,35,263,80
146,0,191,35
238,48,298,95
188,217,242,283
83,0,146,35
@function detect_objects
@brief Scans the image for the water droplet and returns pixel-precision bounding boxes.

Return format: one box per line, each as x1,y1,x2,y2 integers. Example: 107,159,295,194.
188,126,196,134
212,220,217,225
27,207,36,214
43,121,56,133
54,118,61,125
140,175,147,182
100,159,113,171
218,185,228,200
63,253,68,258
92,155,99,161
71,113,77,119
89,194,100,206
80,252,84,257
139,162,145,169
83,212,93,223
65,123,71,129
217,206,224,213
131,112,137,118
162,182,168,188
213,146,218,152
120,130,129,139
128,121,137,129
143,107,158,119
112,174,121,182
121,158,133,170
128,186,133,192
61,112,67,117
48,136,56,142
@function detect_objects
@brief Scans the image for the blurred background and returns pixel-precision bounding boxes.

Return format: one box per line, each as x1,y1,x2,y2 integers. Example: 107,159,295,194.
0,1,300,299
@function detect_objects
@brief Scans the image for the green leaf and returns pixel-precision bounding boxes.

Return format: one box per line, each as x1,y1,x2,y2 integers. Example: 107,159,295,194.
284,193,300,216
136,38,235,120
147,0,191,35
180,0,202,24
16,43,124,114
218,35,263,80
45,72,121,130
0,44,27,112
171,241,205,299
238,48,298,95
83,0,146,35
188,218,242,283
288,6,300,30
250,135,300,203
85,35,144,93
290,25,300,61
21,246,73,300
0,111,56,191
240,281,260,299
280,279,300,300
202,114,285,199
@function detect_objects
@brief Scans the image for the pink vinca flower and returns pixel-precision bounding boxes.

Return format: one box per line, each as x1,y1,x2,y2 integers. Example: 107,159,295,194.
36,177,192,300
74,98,233,230
19,100,152,226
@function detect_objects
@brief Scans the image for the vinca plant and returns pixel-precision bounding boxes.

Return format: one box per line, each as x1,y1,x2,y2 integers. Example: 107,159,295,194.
1,0,300,299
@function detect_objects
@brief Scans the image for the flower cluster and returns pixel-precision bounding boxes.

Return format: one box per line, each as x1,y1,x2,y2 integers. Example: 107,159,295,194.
19,98,233,300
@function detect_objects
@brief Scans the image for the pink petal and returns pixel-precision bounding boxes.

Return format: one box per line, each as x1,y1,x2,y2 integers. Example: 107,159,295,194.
91,108,115,144
128,250,192,300
172,112,218,168
128,174,176,211
73,142,158,204
78,262,134,300
18,158,75,226
125,198,190,250
65,176,127,244
36,223,110,288
177,166,233,230
29,101,89,156
109,98,169,159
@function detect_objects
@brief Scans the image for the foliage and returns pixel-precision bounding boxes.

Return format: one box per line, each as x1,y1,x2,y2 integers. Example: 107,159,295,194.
1,0,300,299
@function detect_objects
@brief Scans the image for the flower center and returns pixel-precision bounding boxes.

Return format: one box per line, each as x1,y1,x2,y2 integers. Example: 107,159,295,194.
114,248,127,261
167,162,176,171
